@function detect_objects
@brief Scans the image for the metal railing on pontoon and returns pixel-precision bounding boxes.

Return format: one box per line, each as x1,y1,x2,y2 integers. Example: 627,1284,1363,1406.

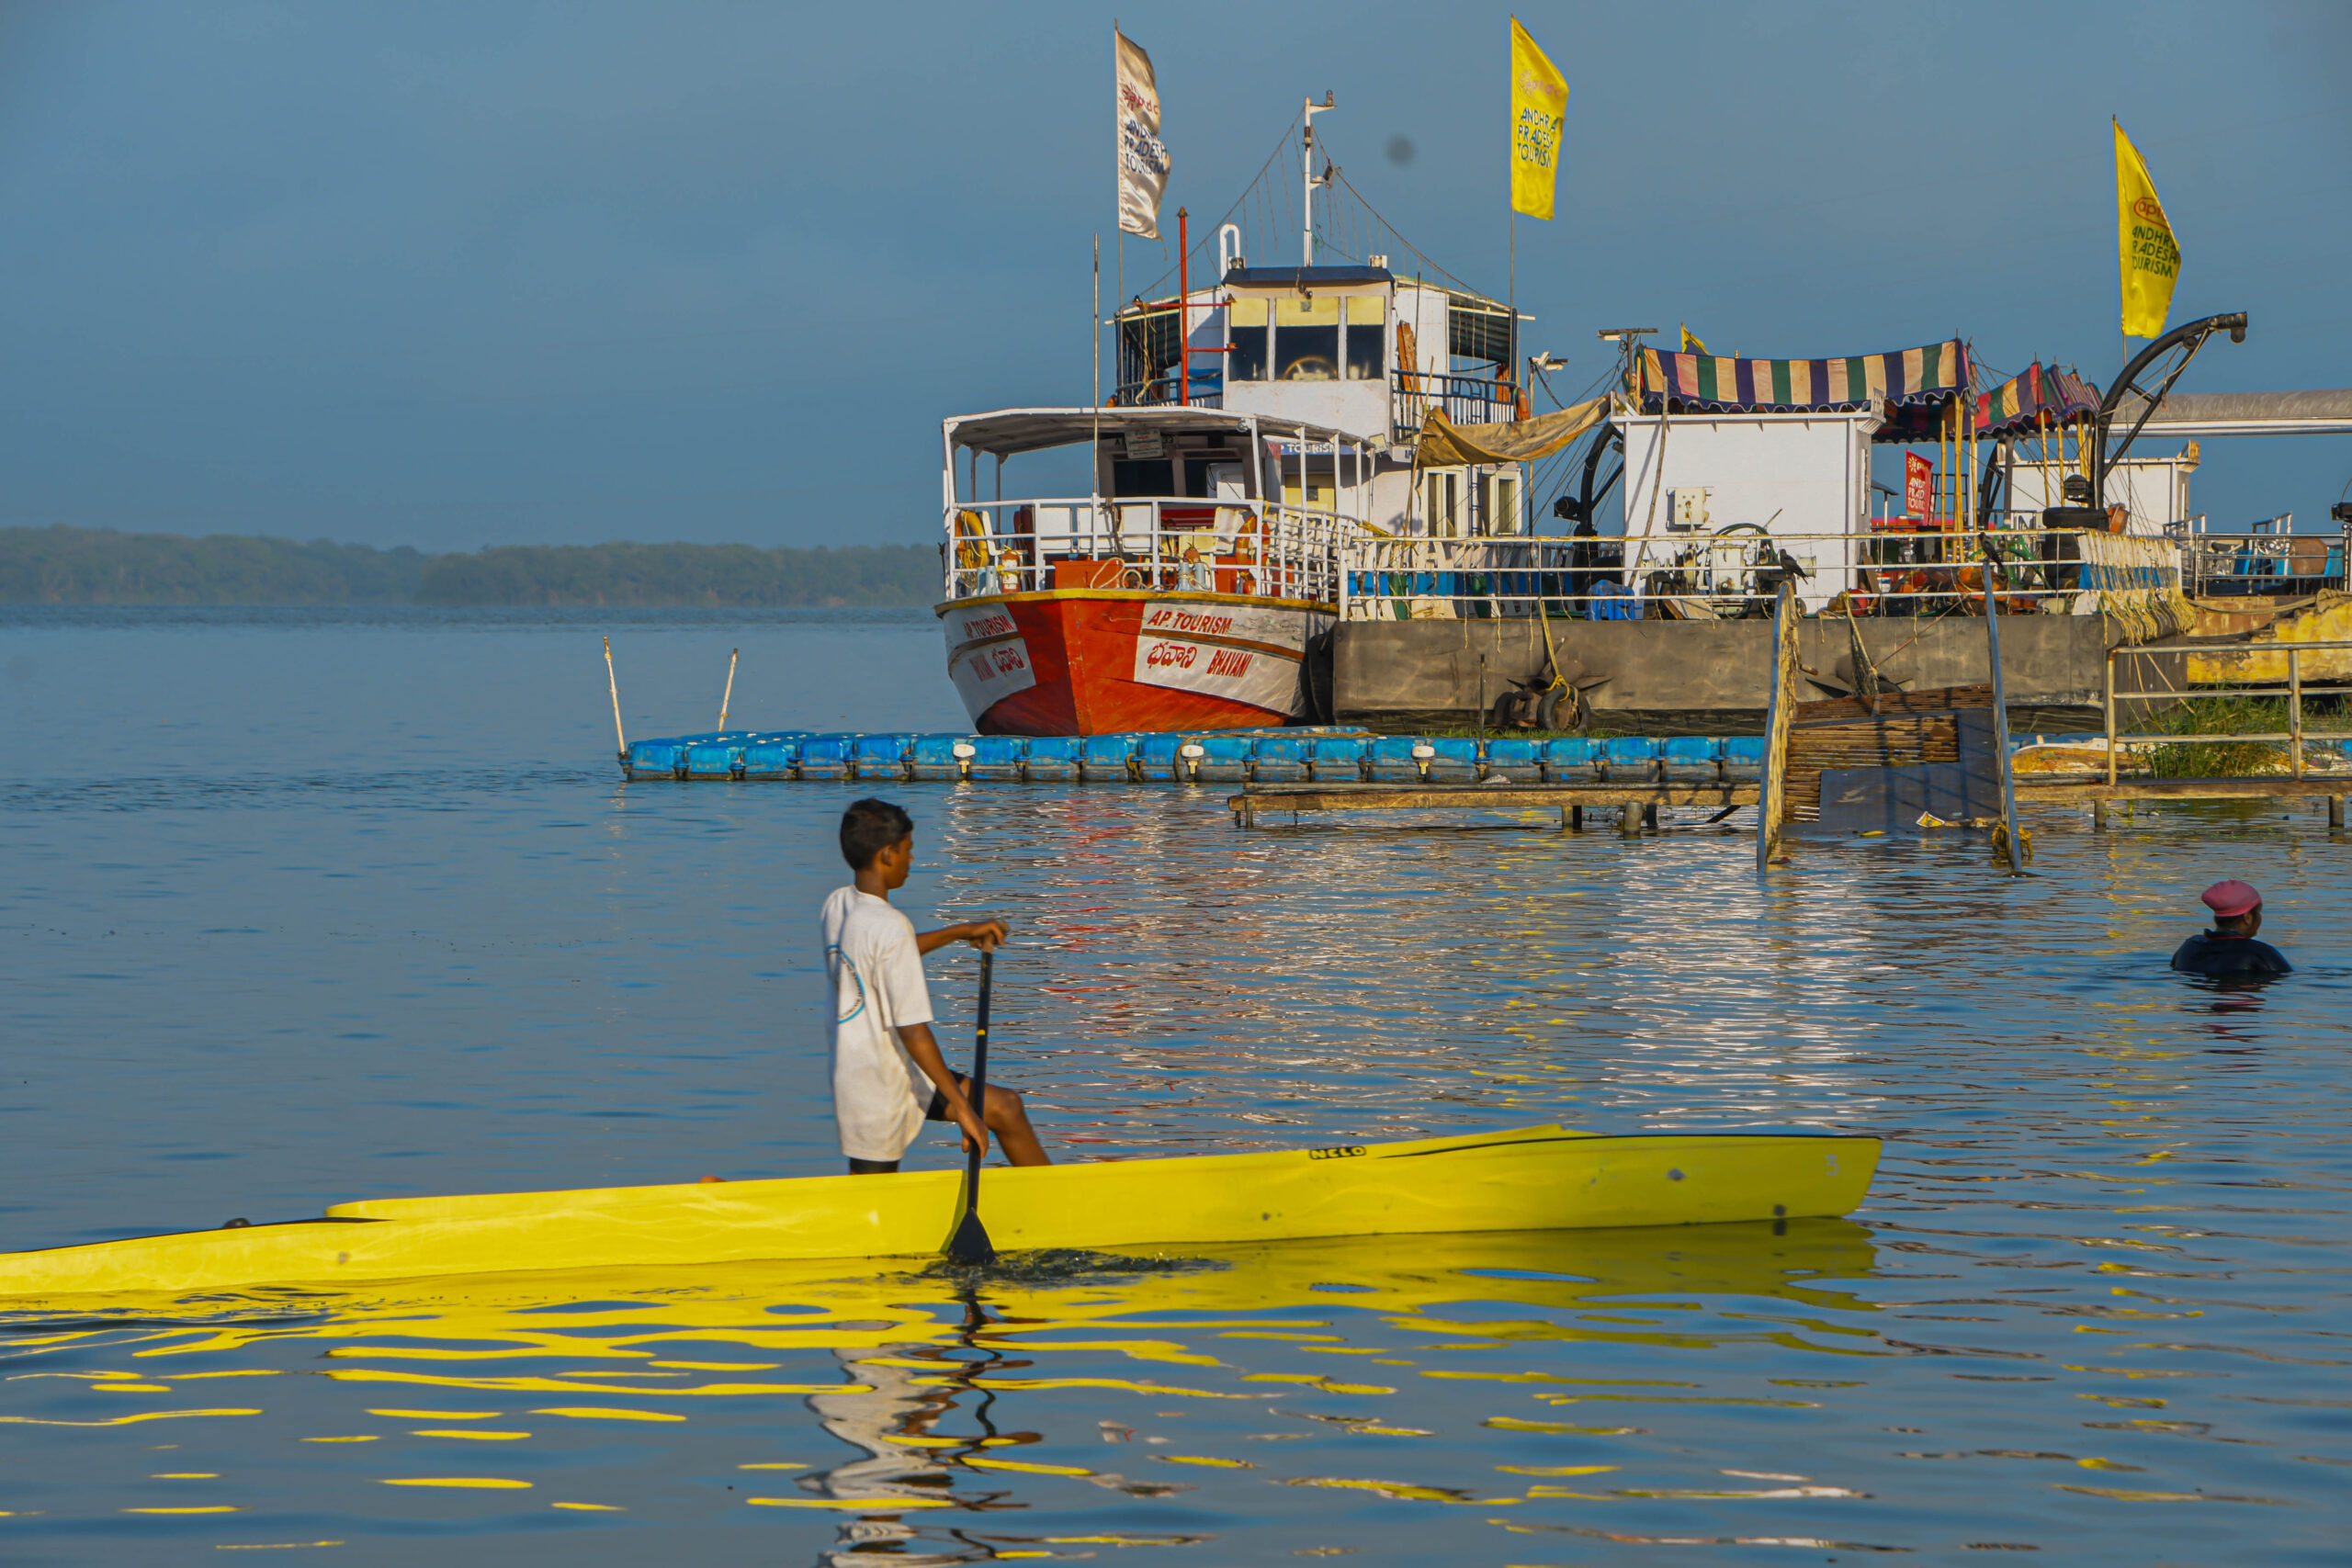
2173,527,2347,598
1335,527,2183,621
2101,639,2352,785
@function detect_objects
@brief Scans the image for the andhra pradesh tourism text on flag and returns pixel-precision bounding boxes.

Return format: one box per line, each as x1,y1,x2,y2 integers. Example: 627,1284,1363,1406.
1509,17,1567,220
2114,119,2179,339
1115,31,1170,241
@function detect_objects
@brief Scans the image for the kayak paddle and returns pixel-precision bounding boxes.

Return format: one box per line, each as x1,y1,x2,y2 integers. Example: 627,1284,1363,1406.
944,948,997,1266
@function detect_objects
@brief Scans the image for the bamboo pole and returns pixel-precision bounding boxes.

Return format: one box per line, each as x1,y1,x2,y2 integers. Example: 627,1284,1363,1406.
1937,401,1948,531
1756,579,1798,872
1964,390,1979,532
603,635,628,762
2290,648,2304,781
718,647,739,731
2103,650,2118,788
1942,399,1956,558
2038,414,2052,511
1952,399,1962,526
1983,539,2022,874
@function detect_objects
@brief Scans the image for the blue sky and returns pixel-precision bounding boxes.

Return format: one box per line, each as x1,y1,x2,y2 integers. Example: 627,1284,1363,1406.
0,0,2345,551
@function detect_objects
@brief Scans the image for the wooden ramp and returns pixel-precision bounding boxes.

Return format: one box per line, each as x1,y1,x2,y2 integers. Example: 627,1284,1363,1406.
1787,684,2002,831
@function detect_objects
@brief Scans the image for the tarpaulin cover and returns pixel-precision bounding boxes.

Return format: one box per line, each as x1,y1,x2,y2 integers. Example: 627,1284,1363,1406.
1413,397,1607,468
1973,363,2103,438
1635,340,1970,417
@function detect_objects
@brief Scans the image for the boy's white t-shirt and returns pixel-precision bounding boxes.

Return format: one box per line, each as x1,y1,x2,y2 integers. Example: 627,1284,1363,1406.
820,885,936,1162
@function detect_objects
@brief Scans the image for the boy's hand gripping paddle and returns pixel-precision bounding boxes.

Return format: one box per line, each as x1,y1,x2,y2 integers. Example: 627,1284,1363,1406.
944,948,997,1266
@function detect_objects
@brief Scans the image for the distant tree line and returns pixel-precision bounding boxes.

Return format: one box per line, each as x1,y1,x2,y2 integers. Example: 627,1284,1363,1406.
0,525,939,607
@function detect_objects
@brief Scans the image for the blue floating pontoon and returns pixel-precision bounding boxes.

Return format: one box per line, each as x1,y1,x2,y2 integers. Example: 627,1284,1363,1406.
620,728,1768,786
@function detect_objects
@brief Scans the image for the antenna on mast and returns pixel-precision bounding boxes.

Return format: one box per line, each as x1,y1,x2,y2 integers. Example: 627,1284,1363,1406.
1302,91,1335,265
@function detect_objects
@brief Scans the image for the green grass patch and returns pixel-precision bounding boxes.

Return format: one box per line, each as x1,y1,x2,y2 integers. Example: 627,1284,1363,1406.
2142,694,2310,777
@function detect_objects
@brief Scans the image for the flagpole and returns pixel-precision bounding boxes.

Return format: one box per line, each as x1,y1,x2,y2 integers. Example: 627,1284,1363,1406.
1113,21,1123,402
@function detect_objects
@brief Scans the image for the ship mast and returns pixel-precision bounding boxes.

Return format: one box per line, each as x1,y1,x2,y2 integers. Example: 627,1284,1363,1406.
1301,92,1334,265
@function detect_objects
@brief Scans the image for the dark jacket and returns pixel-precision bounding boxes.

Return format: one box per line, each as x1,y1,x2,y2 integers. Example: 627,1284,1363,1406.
2169,931,2292,977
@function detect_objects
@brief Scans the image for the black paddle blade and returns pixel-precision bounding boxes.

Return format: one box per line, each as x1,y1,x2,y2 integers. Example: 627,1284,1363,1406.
944,1204,995,1267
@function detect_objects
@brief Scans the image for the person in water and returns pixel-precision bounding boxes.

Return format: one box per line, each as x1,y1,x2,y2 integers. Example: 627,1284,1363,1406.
2170,880,2292,977
821,797,1050,1175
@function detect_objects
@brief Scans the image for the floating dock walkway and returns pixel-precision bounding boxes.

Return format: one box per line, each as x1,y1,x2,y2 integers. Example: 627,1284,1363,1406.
1227,773,2351,831
620,729,1768,787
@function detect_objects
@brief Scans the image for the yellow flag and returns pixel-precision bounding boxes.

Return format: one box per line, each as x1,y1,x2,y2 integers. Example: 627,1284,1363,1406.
2114,119,2179,338
1679,323,1708,355
1509,17,1568,220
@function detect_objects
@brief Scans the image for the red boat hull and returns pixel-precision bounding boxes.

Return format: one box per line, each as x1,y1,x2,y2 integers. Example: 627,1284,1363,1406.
936,590,1336,736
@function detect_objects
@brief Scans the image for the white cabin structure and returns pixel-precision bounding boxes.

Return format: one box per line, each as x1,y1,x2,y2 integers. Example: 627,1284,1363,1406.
1114,262,1532,537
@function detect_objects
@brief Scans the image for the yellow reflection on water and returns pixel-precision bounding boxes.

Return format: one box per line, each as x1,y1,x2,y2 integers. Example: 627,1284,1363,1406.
3,1221,1877,1545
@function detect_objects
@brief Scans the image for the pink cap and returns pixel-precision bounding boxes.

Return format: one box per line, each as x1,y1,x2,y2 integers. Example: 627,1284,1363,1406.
2200,880,2261,919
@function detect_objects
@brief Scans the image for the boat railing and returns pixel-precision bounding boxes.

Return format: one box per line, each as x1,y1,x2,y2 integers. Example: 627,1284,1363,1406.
944,497,1358,604
1114,375,1224,410
1390,370,1517,437
2174,527,2346,597
2103,638,2352,787
1336,526,2184,621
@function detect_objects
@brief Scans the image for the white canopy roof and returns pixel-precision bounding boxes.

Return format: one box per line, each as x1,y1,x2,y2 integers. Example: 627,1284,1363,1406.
2120,389,2352,437
945,406,1374,457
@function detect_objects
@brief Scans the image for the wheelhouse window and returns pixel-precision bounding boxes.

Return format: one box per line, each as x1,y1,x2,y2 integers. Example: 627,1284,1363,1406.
1228,297,1268,382
1112,458,1174,496
1343,296,1385,380
1274,296,1340,381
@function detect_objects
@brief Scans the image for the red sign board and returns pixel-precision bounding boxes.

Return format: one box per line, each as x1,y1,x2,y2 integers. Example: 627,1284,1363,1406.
1905,451,1935,519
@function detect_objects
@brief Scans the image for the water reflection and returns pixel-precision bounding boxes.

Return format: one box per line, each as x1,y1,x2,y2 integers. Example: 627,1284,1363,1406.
4,618,2347,1562
3,1224,1878,1555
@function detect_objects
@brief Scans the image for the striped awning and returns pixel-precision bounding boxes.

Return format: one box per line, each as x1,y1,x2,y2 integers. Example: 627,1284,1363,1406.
1635,339,1969,418
1973,363,2102,438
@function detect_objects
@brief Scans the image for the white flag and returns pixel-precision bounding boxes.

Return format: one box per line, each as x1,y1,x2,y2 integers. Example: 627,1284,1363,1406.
1114,30,1169,241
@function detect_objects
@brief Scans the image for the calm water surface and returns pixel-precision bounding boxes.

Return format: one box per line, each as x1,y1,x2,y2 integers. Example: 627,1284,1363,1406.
0,608,2346,1565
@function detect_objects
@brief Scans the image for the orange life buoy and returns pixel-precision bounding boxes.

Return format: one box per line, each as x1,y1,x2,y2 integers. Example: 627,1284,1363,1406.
954,509,991,571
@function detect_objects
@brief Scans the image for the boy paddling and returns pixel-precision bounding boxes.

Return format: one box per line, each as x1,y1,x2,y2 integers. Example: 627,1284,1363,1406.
822,798,1050,1175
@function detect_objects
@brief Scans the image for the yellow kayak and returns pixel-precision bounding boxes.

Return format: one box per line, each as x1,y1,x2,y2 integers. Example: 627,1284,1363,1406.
0,1124,1878,1303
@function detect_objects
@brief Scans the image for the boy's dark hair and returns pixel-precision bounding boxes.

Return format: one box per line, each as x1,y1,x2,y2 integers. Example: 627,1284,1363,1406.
841,798,914,870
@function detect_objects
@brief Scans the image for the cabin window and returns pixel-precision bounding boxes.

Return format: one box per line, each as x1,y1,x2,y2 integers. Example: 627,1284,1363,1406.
1481,472,1521,536
1448,301,1511,365
1227,297,1268,381
1113,459,1174,497
1274,296,1340,381
1425,470,1461,537
1343,297,1385,380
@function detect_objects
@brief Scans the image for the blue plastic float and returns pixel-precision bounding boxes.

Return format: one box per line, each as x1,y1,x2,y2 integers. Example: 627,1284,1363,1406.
619,728,1777,786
